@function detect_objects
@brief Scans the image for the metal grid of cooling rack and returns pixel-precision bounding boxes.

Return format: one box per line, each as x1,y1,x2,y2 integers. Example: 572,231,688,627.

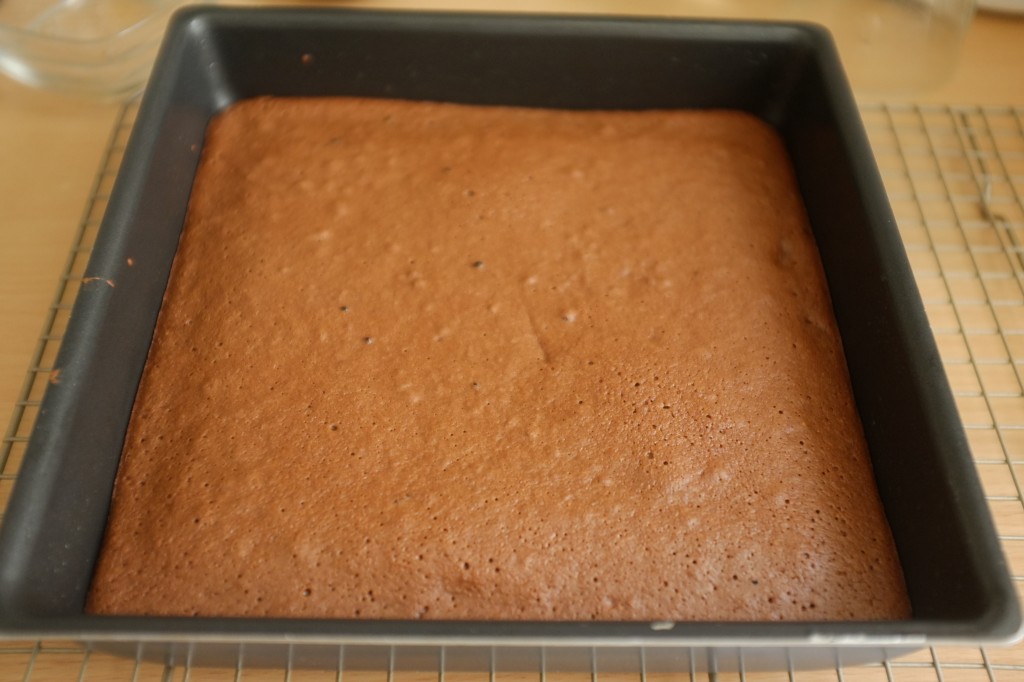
1,102,1023,681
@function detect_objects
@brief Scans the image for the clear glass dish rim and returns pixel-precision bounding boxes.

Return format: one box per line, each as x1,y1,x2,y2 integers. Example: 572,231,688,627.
0,0,180,47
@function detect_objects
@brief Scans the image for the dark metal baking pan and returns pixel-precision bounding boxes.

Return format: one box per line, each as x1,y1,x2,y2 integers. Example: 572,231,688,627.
0,6,1018,672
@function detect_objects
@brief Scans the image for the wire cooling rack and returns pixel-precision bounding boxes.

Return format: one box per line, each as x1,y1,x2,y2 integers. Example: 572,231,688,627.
1,102,1023,680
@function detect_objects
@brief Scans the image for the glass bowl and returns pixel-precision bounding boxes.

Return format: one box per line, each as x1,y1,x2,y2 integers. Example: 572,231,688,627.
0,0,183,99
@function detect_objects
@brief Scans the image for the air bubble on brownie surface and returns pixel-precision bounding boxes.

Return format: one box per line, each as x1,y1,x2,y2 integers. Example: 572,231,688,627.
776,237,797,268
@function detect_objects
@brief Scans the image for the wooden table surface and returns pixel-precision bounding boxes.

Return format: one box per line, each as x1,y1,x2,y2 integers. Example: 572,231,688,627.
1,2,1023,680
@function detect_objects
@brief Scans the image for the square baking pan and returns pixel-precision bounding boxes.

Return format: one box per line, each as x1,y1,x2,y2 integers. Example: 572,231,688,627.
0,6,1018,673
